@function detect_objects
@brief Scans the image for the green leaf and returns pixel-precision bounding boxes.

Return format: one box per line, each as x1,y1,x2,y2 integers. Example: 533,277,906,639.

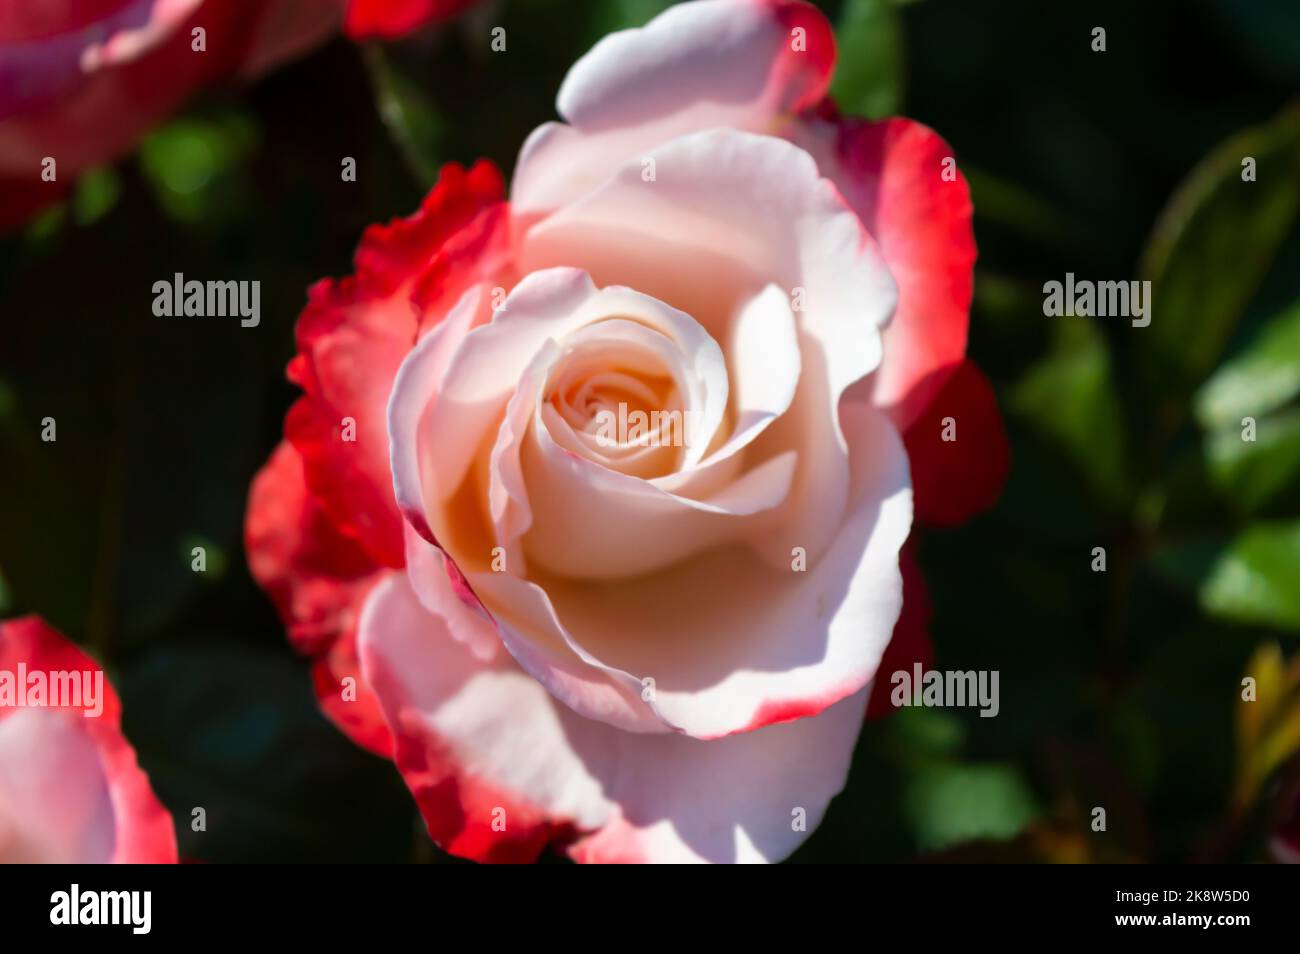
1010,318,1129,508
23,202,65,242
1139,106,1300,395
903,762,1039,852
72,166,121,226
830,0,905,120
1204,407,1300,514
891,706,966,761
1195,298,1300,430
1154,522,1300,631
138,113,259,225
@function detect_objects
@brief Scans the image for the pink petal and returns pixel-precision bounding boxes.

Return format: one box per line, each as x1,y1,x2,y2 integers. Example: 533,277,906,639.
359,571,869,864
0,617,176,863
513,0,835,215
468,398,910,739
794,115,977,431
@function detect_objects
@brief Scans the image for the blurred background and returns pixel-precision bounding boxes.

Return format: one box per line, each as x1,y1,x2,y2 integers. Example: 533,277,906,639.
1,0,1299,863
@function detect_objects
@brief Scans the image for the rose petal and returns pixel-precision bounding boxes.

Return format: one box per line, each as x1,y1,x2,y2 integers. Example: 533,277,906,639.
403,524,501,663
521,130,898,583
287,161,505,567
652,283,801,500
0,0,203,122
361,570,599,861
359,571,868,864
794,115,976,431
0,0,341,231
0,617,176,863
566,683,865,864
245,440,393,756
411,268,726,504
866,543,933,720
0,710,117,863
516,407,798,577
236,0,345,80
512,0,835,215
394,269,774,588
903,358,1009,527
520,128,895,412
246,441,377,654
387,283,489,545
485,304,792,581
470,398,911,739
343,0,474,40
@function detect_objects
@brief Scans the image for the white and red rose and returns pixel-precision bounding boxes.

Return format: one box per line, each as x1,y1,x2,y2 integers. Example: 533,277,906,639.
247,0,1008,863
0,0,477,230
0,616,176,864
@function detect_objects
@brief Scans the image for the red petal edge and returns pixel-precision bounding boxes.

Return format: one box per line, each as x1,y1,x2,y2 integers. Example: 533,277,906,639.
245,440,394,757
285,161,506,569
866,544,934,720
904,358,1010,528
0,616,178,863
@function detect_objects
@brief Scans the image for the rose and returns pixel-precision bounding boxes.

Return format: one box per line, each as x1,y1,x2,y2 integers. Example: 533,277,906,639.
247,0,1008,863
249,0,1009,864
0,616,176,863
0,0,475,230
344,0,479,40
0,0,339,230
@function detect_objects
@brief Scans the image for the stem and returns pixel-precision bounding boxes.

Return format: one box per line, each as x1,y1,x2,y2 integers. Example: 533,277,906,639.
361,44,440,189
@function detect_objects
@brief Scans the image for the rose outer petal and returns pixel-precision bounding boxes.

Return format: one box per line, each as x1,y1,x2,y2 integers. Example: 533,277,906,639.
358,569,867,864
866,544,934,720
794,114,977,433
0,617,177,863
903,358,1009,528
246,440,394,757
286,161,505,568
467,398,911,740
342,0,475,41
512,0,835,215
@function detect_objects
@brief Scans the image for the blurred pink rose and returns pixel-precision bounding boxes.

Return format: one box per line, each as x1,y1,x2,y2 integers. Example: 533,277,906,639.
0,616,176,863
0,0,477,230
